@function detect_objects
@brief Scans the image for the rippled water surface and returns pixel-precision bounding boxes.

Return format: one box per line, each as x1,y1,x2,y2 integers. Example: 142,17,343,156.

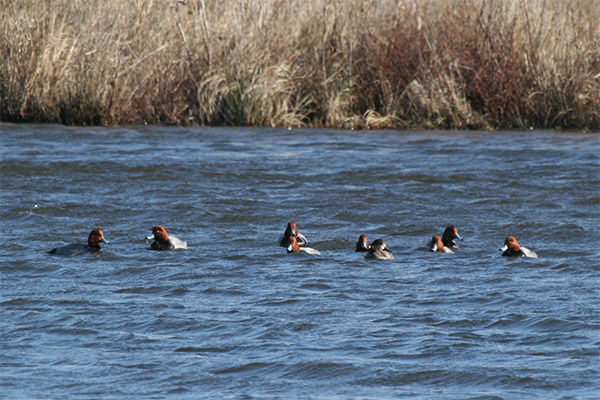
1,124,599,399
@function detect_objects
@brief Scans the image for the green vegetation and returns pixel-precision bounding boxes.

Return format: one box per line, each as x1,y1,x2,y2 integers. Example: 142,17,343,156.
2,0,599,130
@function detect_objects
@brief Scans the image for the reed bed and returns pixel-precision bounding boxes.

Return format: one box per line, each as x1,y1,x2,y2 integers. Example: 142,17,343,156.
2,0,599,130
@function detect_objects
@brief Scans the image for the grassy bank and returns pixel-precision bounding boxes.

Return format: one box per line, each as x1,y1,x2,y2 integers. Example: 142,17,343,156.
2,0,599,130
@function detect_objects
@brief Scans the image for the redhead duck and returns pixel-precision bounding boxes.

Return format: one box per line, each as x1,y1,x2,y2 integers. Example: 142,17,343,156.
500,236,537,258
286,235,321,255
441,225,463,248
278,221,308,247
355,234,370,252
429,235,454,253
146,225,187,250
365,239,394,260
48,229,109,255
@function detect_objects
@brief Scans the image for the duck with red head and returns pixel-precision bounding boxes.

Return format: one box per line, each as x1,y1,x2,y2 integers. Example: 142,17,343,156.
48,228,110,255
441,225,463,248
278,221,308,247
355,235,370,252
365,239,394,260
500,236,537,258
146,225,187,250
286,235,321,255
429,235,454,253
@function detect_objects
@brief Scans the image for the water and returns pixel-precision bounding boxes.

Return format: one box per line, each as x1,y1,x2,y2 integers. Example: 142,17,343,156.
1,124,599,399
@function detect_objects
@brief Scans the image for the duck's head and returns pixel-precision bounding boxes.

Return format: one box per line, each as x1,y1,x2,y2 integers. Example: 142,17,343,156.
442,225,462,242
88,229,109,247
500,236,520,252
356,234,370,251
147,225,169,243
284,221,298,237
430,235,444,252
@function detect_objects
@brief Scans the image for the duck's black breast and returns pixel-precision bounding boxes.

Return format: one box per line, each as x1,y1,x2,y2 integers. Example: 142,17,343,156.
151,240,175,251
502,249,523,257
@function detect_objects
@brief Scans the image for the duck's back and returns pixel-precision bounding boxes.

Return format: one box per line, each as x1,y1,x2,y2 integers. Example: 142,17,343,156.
150,236,187,250
503,247,537,258
169,236,188,250
366,250,395,260
48,243,91,255
279,233,308,247
300,247,320,255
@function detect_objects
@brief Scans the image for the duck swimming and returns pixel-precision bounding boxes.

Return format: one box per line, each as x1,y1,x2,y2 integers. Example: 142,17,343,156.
429,235,454,253
365,239,394,260
441,225,463,248
48,229,109,255
500,236,537,258
286,235,321,255
278,221,308,247
355,234,370,252
146,225,187,250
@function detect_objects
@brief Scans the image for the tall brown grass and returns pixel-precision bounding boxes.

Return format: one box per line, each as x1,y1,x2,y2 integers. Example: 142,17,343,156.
1,0,599,130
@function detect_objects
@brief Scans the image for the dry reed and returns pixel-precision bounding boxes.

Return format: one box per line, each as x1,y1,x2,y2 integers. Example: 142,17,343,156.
1,0,599,130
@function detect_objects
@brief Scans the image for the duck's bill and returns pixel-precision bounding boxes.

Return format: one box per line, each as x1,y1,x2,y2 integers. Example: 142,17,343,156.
101,238,110,244
286,244,293,252
430,244,438,252
499,245,508,251
145,235,155,243
456,233,463,240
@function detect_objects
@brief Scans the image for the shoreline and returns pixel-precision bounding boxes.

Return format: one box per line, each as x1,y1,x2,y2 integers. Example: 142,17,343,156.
2,121,598,135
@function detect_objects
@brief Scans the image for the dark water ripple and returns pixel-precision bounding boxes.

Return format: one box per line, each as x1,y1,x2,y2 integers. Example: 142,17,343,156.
1,124,599,399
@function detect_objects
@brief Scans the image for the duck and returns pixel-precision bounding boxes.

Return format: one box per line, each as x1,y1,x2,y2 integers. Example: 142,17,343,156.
500,236,537,258
365,239,394,260
278,221,308,247
48,229,109,255
146,225,187,250
286,235,321,255
441,225,463,248
429,235,454,253
355,234,370,252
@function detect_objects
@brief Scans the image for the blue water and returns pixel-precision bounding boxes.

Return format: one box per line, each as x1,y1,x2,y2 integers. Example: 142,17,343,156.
1,124,599,399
